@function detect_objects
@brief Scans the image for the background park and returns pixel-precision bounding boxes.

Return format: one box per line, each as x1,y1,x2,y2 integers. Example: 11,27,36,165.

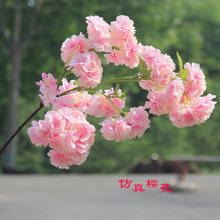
0,0,220,174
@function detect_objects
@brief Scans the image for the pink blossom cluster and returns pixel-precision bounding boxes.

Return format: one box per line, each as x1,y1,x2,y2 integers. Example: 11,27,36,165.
37,75,126,117
100,106,150,142
36,73,59,107
86,15,140,68
138,45,216,128
138,45,176,90
28,15,216,169
60,15,141,89
68,51,103,88
28,107,95,169
88,88,125,118
54,79,92,113
33,71,151,163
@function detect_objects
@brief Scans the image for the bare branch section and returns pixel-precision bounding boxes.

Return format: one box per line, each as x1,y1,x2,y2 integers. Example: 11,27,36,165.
0,102,45,156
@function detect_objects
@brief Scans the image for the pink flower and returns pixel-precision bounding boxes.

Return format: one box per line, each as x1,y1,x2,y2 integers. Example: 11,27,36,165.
36,73,59,107
183,62,206,99
87,88,125,118
151,53,176,86
60,124,94,154
53,78,92,113
52,96,75,111
48,150,89,169
192,94,216,124
68,51,103,88
138,45,176,90
105,38,140,68
138,45,161,68
58,78,76,93
100,117,131,142
139,80,155,91
110,15,136,47
124,106,150,138
28,107,96,169
145,78,184,115
52,78,76,110
169,94,216,128
104,16,139,68
27,120,50,147
44,110,66,134
71,91,92,113
58,107,86,126
145,90,169,116
86,15,111,52
169,103,198,128
61,33,89,63
163,78,184,110
104,49,122,66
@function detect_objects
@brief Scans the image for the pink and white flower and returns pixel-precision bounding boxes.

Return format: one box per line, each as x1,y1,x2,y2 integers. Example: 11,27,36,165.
27,120,50,147
36,72,59,107
28,107,96,169
86,15,111,52
105,37,140,68
138,45,176,90
145,78,184,115
104,15,140,68
53,78,92,113
151,53,176,86
169,94,216,128
100,116,131,142
138,45,161,68
163,78,184,110
61,33,89,63
124,106,150,138
68,51,103,88
48,149,89,169
183,62,206,99
191,94,216,124
110,15,136,47
145,90,168,116
87,88,125,118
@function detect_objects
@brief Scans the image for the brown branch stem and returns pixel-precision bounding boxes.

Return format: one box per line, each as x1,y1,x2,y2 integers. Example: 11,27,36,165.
0,102,45,156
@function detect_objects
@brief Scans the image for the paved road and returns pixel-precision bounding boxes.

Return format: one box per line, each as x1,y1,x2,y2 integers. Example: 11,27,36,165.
0,174,220,220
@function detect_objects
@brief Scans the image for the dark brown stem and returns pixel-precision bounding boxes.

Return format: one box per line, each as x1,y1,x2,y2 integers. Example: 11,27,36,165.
0,102,44,156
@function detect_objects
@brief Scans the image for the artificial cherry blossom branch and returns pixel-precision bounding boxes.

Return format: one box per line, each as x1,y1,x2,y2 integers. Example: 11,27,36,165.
2,15,216,170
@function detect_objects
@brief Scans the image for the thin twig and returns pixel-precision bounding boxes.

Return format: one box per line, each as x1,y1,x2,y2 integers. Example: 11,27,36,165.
0,102,44,156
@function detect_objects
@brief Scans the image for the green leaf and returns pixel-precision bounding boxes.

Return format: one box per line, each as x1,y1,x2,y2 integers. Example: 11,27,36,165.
74,80,79,86
120,90,126,100
178,69,188,81
139,56,148,73
115,84,120,93
138,56,151,80
176,51,183,72
176,52,190,84
122,90,126,98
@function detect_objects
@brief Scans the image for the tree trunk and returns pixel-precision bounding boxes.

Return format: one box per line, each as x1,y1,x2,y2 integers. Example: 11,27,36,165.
2,0,22,170
2,52,22,169
1,0,39,171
